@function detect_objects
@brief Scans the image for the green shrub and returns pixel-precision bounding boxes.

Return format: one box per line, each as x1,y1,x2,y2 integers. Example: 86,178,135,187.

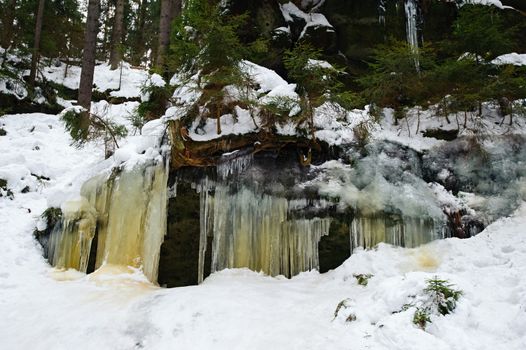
61,107,128,157
424,277,463,316
405,277,463,330
413,307,431,329
353,273,373,286
136,84,174,123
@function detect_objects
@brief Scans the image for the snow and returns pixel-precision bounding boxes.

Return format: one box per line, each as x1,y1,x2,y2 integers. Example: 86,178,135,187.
166,61,300,141
306,58,334,70
279,2,334,39
492,53,526,66
461,0,505,9
0,76,27,100
42,61,165,99
187,109,258,142
241,60,290,94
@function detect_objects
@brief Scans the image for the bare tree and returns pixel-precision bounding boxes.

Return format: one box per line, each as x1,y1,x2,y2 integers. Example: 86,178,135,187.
109,0,125,70
78,0,101,138
28,0,45,89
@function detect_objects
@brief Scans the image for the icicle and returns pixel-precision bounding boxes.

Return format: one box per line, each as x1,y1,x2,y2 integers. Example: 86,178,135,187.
378,0,387,25
202,184,331,278
50,156,170,283
197,177,213,284
405,0,421,70
86,159,168,282
350,214,440,252
216,150,253,180
48,198,97,273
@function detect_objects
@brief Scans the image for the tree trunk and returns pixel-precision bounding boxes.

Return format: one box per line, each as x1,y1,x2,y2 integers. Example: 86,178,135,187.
109,0,125,70
1,0,17,51
156,0,182,71
100,3,110,59
28,0,46,89
78,0,101,138
131,0,147,66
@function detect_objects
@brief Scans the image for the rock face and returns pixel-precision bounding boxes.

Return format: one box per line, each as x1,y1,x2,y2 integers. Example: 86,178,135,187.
321,0,457,70
232,0,525,74
230,0,459,72
158,146,353,287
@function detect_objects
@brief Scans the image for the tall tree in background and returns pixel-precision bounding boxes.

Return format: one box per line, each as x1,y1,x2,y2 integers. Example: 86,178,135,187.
129,0,148,65
28,0,45,88
451,4,513,62
109,0,125,69
358,40,436,121
1,0,17,52
78,0,101,138
156,0,181,72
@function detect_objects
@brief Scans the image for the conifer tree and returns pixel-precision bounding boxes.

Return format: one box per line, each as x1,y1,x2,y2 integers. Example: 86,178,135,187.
451,4,513,62
28,0,45,89
109,0,126,70
358,39,435,122
78,0,102,138
486,65,526,125
0,0,17,54
156,0,182,72
284,42,361,138
169,0,251,134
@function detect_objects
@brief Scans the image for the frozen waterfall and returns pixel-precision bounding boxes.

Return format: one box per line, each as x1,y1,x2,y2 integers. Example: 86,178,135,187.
405,0,421,70
48,157,169,283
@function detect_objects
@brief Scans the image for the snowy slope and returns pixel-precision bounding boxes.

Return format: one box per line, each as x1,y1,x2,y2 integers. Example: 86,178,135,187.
1,111,525,350
42,62,164,99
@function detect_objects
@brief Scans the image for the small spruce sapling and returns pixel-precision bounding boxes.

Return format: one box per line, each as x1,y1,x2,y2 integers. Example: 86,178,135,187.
405,277,463,330
284,42,361,141
424,276,463,316
61,107,128,158
353,273,373,286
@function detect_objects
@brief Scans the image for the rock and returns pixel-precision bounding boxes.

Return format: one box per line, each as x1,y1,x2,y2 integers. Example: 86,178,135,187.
302,23,338,54
228,0,286,40
422,128,459,141
0,128,5,136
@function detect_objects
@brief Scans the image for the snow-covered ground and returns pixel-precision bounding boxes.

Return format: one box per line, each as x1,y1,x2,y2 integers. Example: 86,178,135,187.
42,61,164,99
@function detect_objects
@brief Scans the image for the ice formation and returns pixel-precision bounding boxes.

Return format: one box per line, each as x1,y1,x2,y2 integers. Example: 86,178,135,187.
48,198,97,273
378,0,387,25
49,158,169,282
350,215,444,252
197,183,332,281
405,0,421,70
